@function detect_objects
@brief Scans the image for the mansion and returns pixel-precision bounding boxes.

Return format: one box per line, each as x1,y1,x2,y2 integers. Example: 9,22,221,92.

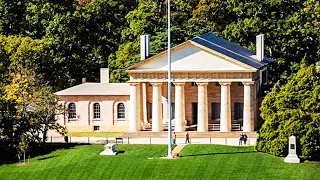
55,32,271,132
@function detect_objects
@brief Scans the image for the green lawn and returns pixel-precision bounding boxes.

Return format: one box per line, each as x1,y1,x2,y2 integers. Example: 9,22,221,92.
0,144,319,180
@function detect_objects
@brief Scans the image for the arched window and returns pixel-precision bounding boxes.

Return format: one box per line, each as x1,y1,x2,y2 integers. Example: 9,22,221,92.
93,103,100,119
68,103,76,119
117,103,125,119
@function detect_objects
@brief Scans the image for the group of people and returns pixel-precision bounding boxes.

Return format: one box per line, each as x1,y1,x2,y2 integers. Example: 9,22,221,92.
239,133,248,145
172,132,190,144
172,132,248,145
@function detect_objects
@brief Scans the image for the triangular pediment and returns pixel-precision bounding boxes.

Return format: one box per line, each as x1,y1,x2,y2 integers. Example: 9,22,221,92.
127,42,256,72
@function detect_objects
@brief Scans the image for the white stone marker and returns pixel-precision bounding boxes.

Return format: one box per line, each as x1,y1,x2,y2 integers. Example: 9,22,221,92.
284,136,300,163
100,144,118,155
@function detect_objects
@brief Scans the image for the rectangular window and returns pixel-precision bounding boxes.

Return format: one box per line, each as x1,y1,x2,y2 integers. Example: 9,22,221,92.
211,103,221,120
234,102,244,120
147,102,152,119
94,126,100,131
262,70,267,84
93,103,100,119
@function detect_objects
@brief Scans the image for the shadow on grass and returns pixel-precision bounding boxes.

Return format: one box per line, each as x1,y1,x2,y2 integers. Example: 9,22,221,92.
117,150,125,155
0,142,88,166
37,155,57,161
180,151,257,157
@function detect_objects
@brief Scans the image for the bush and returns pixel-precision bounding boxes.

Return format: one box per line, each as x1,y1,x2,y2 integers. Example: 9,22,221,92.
256,63,320,160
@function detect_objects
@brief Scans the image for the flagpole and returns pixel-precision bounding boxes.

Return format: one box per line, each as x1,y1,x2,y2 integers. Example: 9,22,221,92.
167,0,173,158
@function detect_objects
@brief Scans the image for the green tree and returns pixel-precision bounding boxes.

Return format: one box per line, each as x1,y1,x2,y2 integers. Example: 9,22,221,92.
0,0,29,35
4,68,65,145
18,134,29,163
43,0,137,88
256,61,320,160
109,0,205,82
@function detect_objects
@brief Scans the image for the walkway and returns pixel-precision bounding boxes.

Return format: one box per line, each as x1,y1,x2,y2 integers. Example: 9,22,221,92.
172,144,187,156
47,130,257,146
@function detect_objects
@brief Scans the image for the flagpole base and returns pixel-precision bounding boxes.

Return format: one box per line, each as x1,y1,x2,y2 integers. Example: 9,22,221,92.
166,154,173,158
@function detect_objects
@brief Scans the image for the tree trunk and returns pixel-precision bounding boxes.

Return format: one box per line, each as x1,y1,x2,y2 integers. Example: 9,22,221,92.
23,152,26,163
43,123,48,144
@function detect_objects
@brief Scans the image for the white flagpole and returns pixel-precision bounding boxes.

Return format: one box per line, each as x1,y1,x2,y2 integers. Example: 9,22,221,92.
167,0,173,158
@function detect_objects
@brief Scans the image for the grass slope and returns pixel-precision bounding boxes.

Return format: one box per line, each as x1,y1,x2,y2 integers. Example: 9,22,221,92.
0,144,319,180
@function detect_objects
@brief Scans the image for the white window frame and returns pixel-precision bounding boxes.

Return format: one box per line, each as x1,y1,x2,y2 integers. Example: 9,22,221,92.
260,67,268,85
117,103,125,120
68,103,76,120
93,103,101,119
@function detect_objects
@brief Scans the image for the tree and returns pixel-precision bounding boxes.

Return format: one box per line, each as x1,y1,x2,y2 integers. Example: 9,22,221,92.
18,134,29,163
0,0,29,35
27,85,65,144
42,0,138,88
256,61,320,160
192,0,234,32
109,0,205,82
4,67,66,145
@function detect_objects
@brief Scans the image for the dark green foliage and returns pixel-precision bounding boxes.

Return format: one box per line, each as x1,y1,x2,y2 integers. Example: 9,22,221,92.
256,62,320,160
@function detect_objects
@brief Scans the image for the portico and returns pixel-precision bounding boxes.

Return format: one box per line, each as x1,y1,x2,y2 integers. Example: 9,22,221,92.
127,33,271,133
127,72,257,132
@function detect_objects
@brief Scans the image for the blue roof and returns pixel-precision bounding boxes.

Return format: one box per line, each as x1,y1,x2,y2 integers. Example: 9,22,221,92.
191,33,272,69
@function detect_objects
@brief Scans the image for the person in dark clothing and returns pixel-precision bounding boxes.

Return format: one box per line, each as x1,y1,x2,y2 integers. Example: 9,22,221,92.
243,133,248,145
239,134,243,145
185,132,190,144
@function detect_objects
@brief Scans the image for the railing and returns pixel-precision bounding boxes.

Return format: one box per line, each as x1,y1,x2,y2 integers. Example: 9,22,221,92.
208,124,241,131
231,124,241,131
49,136,253,146
208,124,220,131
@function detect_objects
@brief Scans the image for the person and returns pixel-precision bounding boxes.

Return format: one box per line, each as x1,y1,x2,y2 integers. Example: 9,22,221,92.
185,132,190,144
172,132,177,144
239,134,243,145
243,133,248,145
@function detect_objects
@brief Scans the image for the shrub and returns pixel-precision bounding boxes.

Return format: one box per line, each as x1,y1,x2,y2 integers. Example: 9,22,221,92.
256,63,320,160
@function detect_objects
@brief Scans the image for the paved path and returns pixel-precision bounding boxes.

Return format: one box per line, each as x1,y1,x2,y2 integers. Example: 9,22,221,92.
47,136,256,146
172,144,187,155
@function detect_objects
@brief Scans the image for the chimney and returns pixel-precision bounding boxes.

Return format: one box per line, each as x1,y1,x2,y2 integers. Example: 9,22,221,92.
82,77,86,83
100,68,109,83
140,34,150,60
256,34,264,61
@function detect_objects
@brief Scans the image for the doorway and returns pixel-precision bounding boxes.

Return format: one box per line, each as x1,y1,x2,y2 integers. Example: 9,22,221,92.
192,102,198,125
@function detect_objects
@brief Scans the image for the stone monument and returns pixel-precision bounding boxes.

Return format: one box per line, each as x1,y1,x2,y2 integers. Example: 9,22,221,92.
100,144,118,155
284,136,300,163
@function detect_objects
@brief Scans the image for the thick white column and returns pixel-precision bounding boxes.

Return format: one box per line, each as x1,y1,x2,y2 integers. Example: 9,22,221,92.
129,83,139,132
142,83,148,124
220,82,231,132
243,82,255,132
197,82,208,132
174,82,185,132
151,82,162,132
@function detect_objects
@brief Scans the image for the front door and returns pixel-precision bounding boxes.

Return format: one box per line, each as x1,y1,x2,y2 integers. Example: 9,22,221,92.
192,102,198,125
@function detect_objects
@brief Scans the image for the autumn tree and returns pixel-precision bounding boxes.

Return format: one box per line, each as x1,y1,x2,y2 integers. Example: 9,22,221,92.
4,68,65,145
